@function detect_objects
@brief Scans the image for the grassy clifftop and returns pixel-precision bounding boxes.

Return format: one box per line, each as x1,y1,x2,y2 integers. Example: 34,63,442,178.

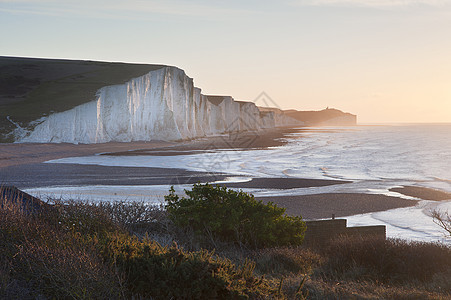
0,56,165,141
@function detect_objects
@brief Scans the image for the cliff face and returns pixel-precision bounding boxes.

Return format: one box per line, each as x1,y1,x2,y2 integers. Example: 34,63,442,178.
16,66,301,143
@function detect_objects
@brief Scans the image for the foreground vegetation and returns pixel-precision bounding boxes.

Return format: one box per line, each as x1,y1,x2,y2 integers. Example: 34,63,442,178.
1,185,450,299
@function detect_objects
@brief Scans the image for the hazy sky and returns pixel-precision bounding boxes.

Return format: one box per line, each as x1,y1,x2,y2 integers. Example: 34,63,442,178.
1,0,451,123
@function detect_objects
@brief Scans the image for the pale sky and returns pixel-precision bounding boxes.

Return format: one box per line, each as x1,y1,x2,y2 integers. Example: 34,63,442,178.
1,0,451,123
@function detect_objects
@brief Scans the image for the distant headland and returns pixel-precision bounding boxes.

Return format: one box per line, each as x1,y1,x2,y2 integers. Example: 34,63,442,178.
284,108,357,126
0,56,356,143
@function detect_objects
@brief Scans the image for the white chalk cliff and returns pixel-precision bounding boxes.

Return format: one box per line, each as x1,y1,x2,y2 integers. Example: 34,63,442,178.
18,66,301,143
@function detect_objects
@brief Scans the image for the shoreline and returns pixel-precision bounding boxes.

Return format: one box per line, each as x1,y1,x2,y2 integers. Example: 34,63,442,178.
0,127,298,169
1,127,449,221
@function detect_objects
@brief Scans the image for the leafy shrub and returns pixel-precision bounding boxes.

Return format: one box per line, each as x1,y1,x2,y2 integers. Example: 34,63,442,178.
103,233,280,299
165,183,306,248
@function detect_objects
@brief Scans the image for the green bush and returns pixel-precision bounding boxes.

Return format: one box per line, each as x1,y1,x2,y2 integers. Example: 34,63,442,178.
165,183,306,248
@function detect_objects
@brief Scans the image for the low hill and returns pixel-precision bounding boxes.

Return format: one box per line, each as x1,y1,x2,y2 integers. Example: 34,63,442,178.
284,108,357,126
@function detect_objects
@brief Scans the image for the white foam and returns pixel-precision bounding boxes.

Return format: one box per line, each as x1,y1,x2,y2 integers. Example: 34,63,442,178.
347,200,451,245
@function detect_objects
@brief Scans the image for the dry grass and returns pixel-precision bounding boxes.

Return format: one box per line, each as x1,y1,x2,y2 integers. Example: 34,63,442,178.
318,236,451,286
234,237,450,299
301,278,449,300
0,195,123,299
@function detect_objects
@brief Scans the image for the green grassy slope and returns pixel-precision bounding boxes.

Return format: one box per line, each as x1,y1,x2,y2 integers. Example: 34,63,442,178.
0,56,166,142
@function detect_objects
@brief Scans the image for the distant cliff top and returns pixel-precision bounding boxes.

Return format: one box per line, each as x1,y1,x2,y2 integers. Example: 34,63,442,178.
0,56,166,139
284,108,357,126
258,107,357,126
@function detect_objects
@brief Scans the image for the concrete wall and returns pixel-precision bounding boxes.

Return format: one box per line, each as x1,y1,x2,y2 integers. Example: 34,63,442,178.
303,218,386,247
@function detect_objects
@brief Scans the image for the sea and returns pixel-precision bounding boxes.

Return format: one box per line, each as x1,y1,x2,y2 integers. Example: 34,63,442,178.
25,124,451,245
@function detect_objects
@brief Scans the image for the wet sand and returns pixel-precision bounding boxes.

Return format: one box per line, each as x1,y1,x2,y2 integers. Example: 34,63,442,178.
0,141,176,169
257,193,418,220
0,128,306,189
103,128,300,156
390,186,451,201
0,163,230,189
221,177,351,189
0,128,296,169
